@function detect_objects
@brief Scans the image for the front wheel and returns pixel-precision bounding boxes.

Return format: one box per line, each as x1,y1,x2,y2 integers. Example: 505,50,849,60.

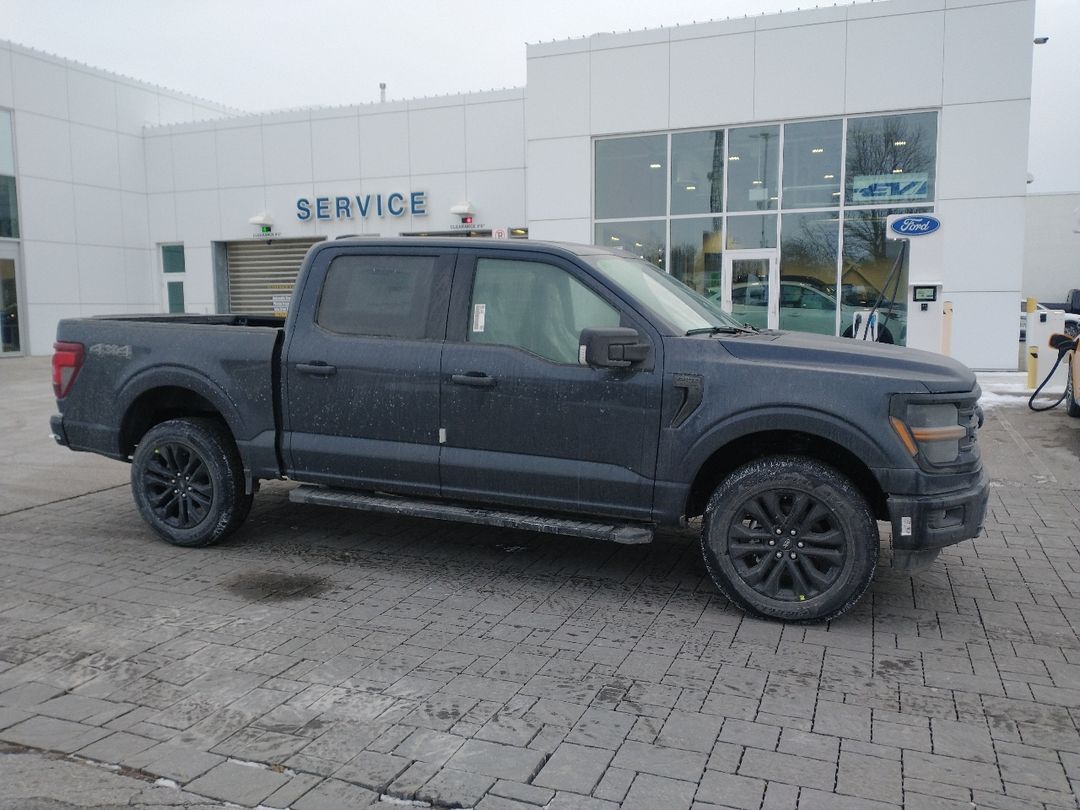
130,417,253,547
701,456,878,621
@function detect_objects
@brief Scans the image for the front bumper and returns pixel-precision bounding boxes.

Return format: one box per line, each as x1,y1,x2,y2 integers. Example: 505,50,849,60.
886,467,989,551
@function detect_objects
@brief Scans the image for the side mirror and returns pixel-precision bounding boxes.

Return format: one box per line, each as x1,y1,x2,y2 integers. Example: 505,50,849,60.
1048,332,1078,354
580,327,649,368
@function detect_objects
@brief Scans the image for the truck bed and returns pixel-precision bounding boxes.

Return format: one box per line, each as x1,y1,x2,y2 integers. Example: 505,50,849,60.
53,314,284,477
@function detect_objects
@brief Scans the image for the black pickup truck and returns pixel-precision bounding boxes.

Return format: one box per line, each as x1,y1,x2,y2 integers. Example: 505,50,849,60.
50,238,988,621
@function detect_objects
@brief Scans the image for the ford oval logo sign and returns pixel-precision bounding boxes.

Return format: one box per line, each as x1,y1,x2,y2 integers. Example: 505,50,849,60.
890,215,940,236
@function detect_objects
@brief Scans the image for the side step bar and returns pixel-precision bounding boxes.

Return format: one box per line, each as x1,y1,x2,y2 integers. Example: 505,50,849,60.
288,485,654,544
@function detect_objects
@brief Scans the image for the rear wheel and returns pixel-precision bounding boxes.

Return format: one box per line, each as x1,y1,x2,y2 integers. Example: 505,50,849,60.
131,417,252,547
701,456,878,621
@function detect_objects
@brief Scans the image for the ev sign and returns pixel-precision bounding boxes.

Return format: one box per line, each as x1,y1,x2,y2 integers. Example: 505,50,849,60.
889,214,941,237
851,173,929,202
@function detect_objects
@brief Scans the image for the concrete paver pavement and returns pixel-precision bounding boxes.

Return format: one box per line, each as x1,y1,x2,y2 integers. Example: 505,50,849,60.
1,356,1078,808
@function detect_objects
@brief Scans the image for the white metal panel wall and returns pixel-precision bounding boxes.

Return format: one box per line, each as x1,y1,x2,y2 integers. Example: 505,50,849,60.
226,238,322,315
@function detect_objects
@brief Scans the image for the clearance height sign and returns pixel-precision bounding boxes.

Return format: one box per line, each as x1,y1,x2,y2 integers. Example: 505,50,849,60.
296,191,428,221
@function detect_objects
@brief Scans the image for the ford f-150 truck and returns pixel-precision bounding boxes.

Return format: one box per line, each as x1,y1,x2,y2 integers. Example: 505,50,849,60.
50,238,988,621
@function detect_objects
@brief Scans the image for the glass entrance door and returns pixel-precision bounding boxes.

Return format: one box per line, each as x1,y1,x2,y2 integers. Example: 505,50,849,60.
722,250,778,331
0,245,19,355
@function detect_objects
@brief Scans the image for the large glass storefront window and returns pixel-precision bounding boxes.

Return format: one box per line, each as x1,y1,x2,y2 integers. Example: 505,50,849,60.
845,112,937,207
670,217,722,297
670,130,724,215
842,208,920,345
1,110,20,354
593,111,936,342
593,220,665,270
0,111,17,239
727,125,779,212
779,212,840,335
783,119,842,209
594,135,667,220
726,214,777,250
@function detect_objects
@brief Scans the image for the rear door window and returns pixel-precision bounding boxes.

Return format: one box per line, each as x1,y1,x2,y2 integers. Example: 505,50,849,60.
317,254,439,339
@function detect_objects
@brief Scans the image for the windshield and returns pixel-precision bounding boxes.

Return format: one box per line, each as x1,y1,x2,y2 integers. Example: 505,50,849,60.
583,254,744,333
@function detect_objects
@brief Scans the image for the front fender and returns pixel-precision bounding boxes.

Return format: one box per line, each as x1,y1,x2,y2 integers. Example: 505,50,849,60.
669,405,897,485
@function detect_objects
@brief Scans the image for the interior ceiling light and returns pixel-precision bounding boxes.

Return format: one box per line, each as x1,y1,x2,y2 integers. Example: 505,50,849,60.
685,185,697,191
811,147,824,154
751,180,763,185
894,140,907,146
892,168,904,174
634,242,643,247
823,174,835,179
728,155,740,161
610,235,620,241
649,162,662,169
832,192,841,196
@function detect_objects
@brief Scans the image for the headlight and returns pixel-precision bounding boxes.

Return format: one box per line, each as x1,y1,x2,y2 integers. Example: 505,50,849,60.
890,402,965,465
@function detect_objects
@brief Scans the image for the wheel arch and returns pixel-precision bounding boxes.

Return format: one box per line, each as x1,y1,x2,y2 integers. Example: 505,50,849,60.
117,368,243,458
683,417,890,522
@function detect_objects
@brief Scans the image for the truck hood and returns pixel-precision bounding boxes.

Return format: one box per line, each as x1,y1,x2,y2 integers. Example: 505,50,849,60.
715,330,977,394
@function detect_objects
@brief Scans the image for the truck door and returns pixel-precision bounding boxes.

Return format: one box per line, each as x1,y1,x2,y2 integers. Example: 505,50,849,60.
439,249,663,520
283,245,454,496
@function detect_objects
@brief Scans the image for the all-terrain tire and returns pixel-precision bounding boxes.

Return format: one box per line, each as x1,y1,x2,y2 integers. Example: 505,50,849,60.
130,417,253,547
701,455,878,622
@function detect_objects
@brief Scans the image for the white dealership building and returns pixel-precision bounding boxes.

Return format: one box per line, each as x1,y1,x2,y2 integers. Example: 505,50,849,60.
1,0,1074,370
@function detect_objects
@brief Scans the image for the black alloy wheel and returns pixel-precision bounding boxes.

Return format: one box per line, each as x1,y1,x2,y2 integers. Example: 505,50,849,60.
702,456,878,621
727,490,845,602
131,417,253,547
141,441,214,529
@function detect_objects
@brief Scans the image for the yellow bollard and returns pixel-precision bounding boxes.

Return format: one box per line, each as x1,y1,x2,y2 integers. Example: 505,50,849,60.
1026,297,1038,389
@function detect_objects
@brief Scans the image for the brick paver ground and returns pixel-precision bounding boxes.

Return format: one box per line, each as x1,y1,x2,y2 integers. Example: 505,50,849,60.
1,359,1079,809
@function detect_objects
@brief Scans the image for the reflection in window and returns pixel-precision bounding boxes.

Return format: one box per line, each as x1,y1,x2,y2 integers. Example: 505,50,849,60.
0,175,17,239
783,119,842,208
594,136,667,219
670,217,722,296
727,125,779,212
779,212,839,334
1,258,18,352
726,214,777,250
670,130,724,215
842,209,918,345
845,112,937,206
0,111,17,239
594,220,666,270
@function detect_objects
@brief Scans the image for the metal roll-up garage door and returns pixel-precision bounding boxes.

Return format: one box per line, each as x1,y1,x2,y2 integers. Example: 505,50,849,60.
226,238,323,316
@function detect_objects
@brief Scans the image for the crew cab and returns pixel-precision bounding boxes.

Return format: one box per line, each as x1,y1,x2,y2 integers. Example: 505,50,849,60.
50,239,988,621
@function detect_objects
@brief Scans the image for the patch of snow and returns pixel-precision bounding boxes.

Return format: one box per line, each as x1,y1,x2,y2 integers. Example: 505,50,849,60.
154,778,180,789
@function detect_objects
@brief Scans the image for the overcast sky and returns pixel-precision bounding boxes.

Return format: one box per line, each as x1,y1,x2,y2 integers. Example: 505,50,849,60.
1,0,1077,192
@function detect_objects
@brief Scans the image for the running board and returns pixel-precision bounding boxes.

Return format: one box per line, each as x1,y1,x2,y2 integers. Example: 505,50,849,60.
288,485,654,544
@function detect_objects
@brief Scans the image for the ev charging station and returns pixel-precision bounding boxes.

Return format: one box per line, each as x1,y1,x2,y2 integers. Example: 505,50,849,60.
886,213,947,355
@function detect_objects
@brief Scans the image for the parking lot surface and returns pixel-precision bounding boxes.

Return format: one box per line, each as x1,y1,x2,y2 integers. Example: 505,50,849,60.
1,356,1079,809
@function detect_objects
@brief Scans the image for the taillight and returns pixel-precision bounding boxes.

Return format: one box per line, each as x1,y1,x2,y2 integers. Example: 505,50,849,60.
52,341,85,399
